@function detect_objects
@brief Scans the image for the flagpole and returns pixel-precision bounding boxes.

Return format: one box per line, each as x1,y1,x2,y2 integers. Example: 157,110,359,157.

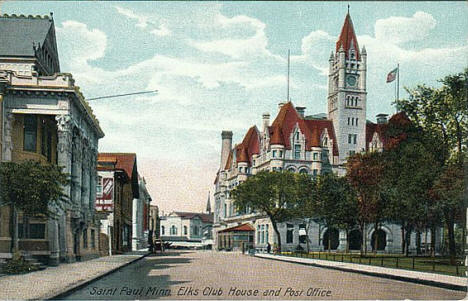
396,63,400,113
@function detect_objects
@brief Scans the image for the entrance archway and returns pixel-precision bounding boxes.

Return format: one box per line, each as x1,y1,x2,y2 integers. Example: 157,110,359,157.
323,228,339,250
349,229,362,251
371,229,387,251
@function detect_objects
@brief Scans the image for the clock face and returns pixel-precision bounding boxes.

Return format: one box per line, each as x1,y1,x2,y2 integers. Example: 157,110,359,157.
346,75,357,87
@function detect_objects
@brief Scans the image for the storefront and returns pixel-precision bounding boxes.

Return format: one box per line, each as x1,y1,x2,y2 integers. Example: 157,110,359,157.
217,224,254,251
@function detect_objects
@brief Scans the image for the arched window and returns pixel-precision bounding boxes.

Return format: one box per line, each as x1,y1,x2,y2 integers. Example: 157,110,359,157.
161,226,165,235
184,225,188,235
299,168,308,174
170,225,177,235
287,167,296,173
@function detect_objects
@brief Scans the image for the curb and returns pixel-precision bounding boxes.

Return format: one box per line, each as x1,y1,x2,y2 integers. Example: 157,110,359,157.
255,255,467,292
47,253,150,300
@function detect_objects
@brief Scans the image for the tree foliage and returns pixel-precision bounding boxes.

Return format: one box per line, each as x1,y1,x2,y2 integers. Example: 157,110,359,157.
0,160,69,216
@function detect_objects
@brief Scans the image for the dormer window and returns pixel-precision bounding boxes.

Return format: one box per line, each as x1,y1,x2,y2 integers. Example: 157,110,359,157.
294,144,301,160
295,131,299,140
323,137,328,147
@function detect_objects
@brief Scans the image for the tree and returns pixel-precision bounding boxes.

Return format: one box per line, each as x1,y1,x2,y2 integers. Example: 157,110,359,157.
290,173,318,253
314,173,358,252
346,152,386,255
0,160,69,253
231,171,296,253
431,162,465,264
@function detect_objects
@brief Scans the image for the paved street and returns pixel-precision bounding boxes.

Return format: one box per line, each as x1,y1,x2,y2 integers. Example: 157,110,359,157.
64,250,465,300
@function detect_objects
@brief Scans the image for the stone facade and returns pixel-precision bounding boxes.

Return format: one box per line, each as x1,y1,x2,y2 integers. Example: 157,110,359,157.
132,175,151,251
213,12,443,254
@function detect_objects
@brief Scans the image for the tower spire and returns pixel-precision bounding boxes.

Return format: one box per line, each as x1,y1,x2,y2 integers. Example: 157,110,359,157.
206,192,211,214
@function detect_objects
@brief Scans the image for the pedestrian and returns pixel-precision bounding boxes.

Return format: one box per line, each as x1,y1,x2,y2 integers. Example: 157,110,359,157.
267,242,271,254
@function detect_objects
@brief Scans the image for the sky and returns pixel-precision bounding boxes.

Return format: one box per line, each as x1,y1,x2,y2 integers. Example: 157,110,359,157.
2,1,468,214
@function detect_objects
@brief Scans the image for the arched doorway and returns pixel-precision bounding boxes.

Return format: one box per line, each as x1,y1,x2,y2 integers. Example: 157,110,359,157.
371,229,387,251
349,229,362,251
323,228,339,250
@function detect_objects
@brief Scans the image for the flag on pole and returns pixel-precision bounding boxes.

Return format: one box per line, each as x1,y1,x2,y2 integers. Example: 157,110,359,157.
386,67,398,83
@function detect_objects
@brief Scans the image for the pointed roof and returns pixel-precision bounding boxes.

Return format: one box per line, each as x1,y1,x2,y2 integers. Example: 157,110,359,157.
365,112,412,151
336,13,360,60
304,119,339,156
269,125,285,145
235,126,260,166
98,153,137,181
206,193,211,214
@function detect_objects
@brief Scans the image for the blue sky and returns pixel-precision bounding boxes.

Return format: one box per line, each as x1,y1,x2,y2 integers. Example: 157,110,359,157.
3,1,467,213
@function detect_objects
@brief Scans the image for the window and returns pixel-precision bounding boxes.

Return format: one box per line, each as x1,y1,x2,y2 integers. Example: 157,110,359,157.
349,150,356,156
184,225,188,235
224,204,227,217
272,167,277,172
323,137,328,146
286,224,294,244
279,150,283,158
161,226,165,235
299,169,308,174
91,229,96,249
193,225,198,236
348,134,352,144
353,134,357,144
83,229,88,249
96,176,103,197
294,144,301,159
356,118,358,126
347,117,350,125
170,225,177,235
23,115,37,152
266,225,269,243
313,152,318,161
299,224,307,244
261,225,265,244
257,225,261,244
18,223,46,239
295,131,299,140
272,150,277,158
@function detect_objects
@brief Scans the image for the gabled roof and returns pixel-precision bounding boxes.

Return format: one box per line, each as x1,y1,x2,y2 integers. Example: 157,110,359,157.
227,126,260,168
336,13,360,60
304,119,339,156
270,102,314,150
365,112,412,150
98,153,137,180
0,14,53,57
219,223,255,233
171,212,214,223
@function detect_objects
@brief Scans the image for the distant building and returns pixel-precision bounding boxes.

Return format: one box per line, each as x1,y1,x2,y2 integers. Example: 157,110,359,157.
160,211,213,248
133,175,151,251
0,13,104,265
148,205,160,247
96,153,139,254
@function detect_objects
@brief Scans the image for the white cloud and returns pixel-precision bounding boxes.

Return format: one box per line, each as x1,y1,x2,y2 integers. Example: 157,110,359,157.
375,11,436,44
292,30,335,75
115,6,171,36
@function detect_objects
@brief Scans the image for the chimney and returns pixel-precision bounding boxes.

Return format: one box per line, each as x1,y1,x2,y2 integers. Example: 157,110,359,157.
296,106,306,118
220,131,233,169
278,102,286,110
262,113,270,132
376,114,389,124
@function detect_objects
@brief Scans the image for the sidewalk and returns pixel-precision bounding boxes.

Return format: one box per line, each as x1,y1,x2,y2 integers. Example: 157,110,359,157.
0,252,148,300
255,253,467,291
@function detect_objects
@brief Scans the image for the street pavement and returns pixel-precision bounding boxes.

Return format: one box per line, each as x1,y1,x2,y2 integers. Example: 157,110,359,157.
0,253,146,300
63,250,466,300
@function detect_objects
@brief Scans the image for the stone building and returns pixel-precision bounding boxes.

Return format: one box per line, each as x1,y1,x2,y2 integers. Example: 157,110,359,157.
132,175,151,251
160,211,213,248
0,14,104,264
148,205,160,245
213,12,442,254
96,153,139,254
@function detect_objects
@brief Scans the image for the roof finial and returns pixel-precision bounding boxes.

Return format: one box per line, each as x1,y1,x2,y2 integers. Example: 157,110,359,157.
348,4,350,14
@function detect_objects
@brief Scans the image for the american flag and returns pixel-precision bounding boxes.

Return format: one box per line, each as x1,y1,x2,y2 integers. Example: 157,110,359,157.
386,68,398,83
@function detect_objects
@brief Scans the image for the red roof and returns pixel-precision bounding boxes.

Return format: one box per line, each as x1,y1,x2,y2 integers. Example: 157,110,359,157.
98,153,137,180
269,125,285,145
365,112,412,150
304,119,339,156
229,126,260,167
219,223,254,233
336,13,360,60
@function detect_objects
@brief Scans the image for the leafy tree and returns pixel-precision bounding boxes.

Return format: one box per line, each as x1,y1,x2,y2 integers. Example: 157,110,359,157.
431,162,465,264
346,152,386,255
0,160,69,253
290,173,318,253
315,173,358,252
231,171,296,252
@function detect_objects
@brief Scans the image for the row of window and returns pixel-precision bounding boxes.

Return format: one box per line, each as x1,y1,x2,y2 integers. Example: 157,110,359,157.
348,134,358,144
346,96,360,107
257,224,269,244
347,117,359,126
161,225,201,236
286,224,307,244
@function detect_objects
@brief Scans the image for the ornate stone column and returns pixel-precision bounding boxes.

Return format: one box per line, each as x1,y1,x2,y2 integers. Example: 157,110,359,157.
53,114,73,265
72,130,83,215
81,137,90,222
2,112,14,161
89,147,98,219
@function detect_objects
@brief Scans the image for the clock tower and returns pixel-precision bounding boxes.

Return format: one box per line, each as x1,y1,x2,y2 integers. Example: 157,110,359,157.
327,12,367,164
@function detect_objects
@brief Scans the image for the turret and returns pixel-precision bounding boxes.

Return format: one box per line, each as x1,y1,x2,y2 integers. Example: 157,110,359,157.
220,131,233,170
